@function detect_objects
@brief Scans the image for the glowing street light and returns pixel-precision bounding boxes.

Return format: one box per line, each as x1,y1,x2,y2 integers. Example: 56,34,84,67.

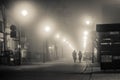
43,25,51,63
21,10,28,16
49,46,52,49
86,20,90,25
84,31,88,36
45,26,51,32
84,18,94,63
63,38,66,42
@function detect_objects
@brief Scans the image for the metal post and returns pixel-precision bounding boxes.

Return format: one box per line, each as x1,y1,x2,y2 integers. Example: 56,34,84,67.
1,5,7,51
55,42,58,59
43,40,45,63
18,26,21,65
92,51,94,63
91,32,94,63
46,39,49,61
62,44,63,58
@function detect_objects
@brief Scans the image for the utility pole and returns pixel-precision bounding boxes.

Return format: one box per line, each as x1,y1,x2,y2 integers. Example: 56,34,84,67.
55,41,58,59
43,40,45,63
1,4,7,51
46,39,49,61
18,27,21,65
62,44,63,58
91,31,95,63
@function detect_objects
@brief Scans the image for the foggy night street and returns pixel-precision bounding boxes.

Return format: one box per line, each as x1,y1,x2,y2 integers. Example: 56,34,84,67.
1,0,120,80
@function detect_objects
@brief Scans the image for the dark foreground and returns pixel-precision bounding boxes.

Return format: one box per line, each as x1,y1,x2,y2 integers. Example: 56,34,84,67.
1,59,120,80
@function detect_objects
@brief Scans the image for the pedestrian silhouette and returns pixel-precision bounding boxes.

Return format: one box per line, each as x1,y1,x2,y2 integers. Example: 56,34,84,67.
72,50,77,63
78,51,82,63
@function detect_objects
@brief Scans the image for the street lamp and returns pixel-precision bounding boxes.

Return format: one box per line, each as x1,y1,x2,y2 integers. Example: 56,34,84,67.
85,20,90,25
11,2,36,65
49,46,52,49
55,34,61,59
21,10,28,16
84,31,88,36
43,26,51,63
17,9,29,65
85,19,94,63
45,26,51,32
63,38,66,42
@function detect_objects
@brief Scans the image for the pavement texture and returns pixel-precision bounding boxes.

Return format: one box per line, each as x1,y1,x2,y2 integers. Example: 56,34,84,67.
1,58,120,80
0,58,89,73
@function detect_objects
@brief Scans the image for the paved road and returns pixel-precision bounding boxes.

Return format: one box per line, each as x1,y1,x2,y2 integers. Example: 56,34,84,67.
0,58,92,80
1,59,120,80
1,72,91,80
0,58,89,72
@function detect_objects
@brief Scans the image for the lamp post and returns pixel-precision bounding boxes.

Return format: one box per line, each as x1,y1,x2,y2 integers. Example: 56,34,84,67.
43,26,51,63
85,19,94,63
83,31,88,49
54,34,60,59
18,9,28,65
1,4,7,52
62,38,67,58
85,20,90,25
11,2,36,65
21,10,28,17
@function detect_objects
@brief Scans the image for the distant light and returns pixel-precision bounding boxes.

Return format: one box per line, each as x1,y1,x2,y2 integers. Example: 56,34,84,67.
18,44,21,48
56,34,60,39
63,38,66,42
45,26,50,32
86,20,90,25
21,10,28,16
84,31,88,36
49,46,52,49
10,58,14,61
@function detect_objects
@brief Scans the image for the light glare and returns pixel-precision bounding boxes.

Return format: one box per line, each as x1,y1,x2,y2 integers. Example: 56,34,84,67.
86,20,90,25
45,26,50,32
49,46,52,49
21,10,28,16
84,31,88,36
63,38,66,42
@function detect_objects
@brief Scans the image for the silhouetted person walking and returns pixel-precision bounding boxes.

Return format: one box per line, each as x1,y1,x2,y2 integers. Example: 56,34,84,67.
78,51,82,63
72,50,77,63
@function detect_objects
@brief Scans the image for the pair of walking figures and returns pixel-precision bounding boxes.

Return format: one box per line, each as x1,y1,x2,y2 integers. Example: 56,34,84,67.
72,50,82,63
